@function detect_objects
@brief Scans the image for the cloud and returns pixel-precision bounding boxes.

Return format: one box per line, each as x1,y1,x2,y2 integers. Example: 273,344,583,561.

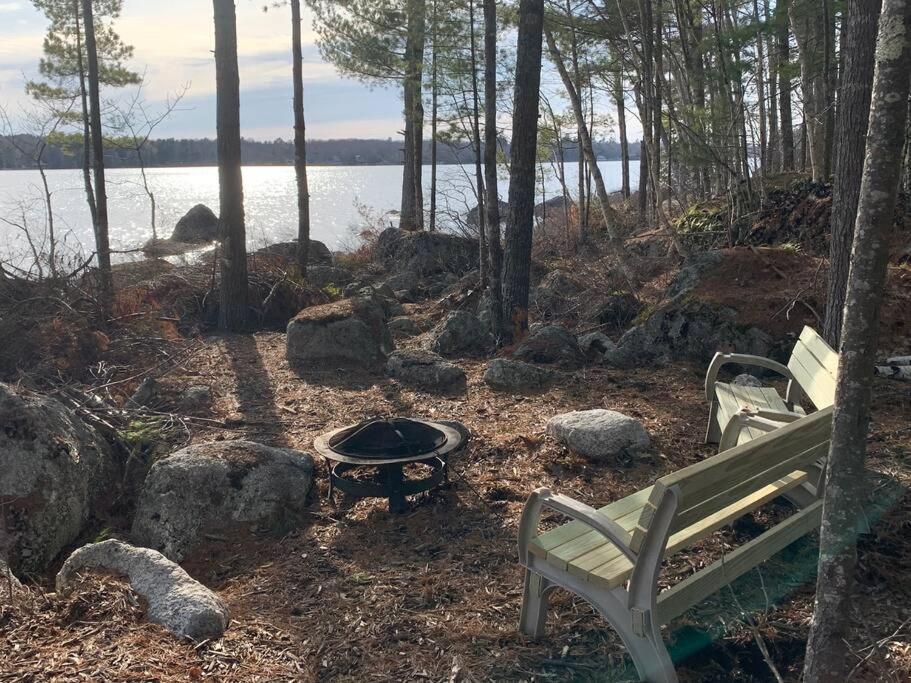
0,3,22,12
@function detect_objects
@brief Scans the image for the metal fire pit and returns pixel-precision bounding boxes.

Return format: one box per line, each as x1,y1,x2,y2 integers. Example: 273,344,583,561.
314,417,467,513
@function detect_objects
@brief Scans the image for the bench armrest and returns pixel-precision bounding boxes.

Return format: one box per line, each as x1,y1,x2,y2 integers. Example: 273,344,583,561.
704,352,795,402
518,488,637,565
752,408,803,423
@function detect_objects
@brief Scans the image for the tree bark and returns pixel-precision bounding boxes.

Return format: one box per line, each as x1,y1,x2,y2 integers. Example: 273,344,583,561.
614,70,630,199
790,0,827,181
484,0,503,340
81,0,112,313
429,0,439,232
291,0,311,276
214,0,249,331
400,0,426,231
777,0,795,171
753,0,768,176
822,0,882,347
72,1,98,240
501,0,544,345
468,0,487,284
803,2,911,680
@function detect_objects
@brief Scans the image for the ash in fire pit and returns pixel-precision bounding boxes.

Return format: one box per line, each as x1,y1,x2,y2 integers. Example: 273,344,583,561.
314,417,468,513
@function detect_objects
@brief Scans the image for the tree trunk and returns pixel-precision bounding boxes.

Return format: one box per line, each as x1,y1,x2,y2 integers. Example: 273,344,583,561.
291,0,311,276
429,0,439,232
400,0,426,231
468,0,487,285
790,0,827,181
484,0,503,340
778,0,795,171
614,70,630,199
804,2,911,679
73,1,98,257
81,0,112,313
545,29,637,282
501,0,544,345
213,0,249,331
765,0,780,172
822,0,882,346
754,0,768,175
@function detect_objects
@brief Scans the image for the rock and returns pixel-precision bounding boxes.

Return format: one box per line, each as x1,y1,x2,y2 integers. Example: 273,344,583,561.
128,377,158,408
388,316,421,337
732,374,762,388
256,240,333,265
0,383,118,575
425,272,460,298
171,204,219,243
531,271,585,317
513,325,586,368
584,293,643,332
1,558,23,601
307,265,354,290
428,310,494,357
131,441,314,562
286,296,394,368
664,251,725,301
380,272,417,295
376,227,477,277
546,410,651,461
386,350,467,393
467,200,510,228
578,331,617,360
180,385,213,413
56,540,229,641
483,359,556,392
605,300,773,369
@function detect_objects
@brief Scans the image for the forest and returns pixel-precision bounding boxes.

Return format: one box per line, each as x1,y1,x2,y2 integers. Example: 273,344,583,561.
1,0,911,682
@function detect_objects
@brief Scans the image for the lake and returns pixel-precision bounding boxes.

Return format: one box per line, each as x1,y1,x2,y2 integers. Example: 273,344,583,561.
0,161,636,267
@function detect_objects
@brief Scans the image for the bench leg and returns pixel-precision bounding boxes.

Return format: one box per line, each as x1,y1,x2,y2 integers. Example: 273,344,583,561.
519,569,551,638
609,613,677,683
705,401,721,444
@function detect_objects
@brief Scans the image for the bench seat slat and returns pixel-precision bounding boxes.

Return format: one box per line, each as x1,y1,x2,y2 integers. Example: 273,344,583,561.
656,499,823,625
583,470,811,590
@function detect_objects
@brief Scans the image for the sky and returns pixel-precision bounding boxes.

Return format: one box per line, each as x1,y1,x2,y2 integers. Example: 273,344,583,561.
0,0,406,140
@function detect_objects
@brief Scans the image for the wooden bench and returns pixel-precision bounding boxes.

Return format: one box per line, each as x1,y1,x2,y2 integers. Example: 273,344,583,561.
705,326,838,451
517,406,833,682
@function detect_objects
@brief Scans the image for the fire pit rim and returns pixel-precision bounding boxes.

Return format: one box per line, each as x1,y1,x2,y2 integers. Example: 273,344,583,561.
313,417,466,466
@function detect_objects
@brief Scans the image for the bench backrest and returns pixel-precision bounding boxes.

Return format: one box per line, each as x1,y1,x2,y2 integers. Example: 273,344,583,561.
787,326,839,409
630,406,833,552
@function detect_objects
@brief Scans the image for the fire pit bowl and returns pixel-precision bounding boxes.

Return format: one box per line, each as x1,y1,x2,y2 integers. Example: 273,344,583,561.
314,417,468,512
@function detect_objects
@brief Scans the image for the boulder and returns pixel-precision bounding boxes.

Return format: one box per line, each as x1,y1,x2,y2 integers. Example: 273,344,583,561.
428,310,494,357
180,385,213,414
286,296,393,368
0,383,118,575
56,540,229,641
388,316,421,337
131,441,314,562
467,200,510,229
483,359,555,392
578,331,617,361
513,325,586,368
128,377,158,408
307,265,354,290
532,271,585,317
171,204,219,243
376,227,477,277
584,292,643,332
732,374,762,388
256,240,333,265
386,350,467,393
546,410,651,462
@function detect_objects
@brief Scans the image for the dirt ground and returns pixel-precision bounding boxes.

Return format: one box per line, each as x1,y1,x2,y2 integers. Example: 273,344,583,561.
2,327,910,682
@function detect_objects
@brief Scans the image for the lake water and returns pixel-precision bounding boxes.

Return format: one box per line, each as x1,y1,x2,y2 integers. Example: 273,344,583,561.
0,161,635,268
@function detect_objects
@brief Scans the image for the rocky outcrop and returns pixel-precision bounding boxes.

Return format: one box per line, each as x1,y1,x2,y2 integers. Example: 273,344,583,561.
171,204,219,243
0,384,118,575
388,316,421,337
376,228,477,277
483,359,555,392
386,350,467,393
532,271,585,317
428,310,494,357
131,441,314,562
307,265,354,290
546,410,651,462
286,296,393,368
578,331,617,361
56,540,229,641
257,240,333,265
512,324,586,368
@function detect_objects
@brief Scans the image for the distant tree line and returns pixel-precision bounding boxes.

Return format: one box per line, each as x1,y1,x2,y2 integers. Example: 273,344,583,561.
0,134,636,170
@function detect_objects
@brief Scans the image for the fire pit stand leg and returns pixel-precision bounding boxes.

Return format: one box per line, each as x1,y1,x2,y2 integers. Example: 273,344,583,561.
384,463,408,513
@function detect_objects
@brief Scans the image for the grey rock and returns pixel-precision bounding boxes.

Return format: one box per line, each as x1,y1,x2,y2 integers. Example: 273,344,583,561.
513,325,586,368
286,296,394,368
307,265,354,290
386,350,466,393
546,410,651,461
664,251,725,301
532,271,585,317
180,385,212,413
732,374,762,388
132,441,314,562
256,240,333,265
428,310,494,357
483,359,555,392
380,272,417,295
376,227,477,277
0,558,23,601
0,383,118,575
171,204,219,243
467,201,510,229
388,316,421,337
578,331,617,360
56,540,229,641
128,377,158,408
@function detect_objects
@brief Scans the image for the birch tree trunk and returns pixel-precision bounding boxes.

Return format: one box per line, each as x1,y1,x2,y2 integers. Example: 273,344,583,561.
501,0,544,344
803,3,911,679
214,0,249,331
822,0,882,346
